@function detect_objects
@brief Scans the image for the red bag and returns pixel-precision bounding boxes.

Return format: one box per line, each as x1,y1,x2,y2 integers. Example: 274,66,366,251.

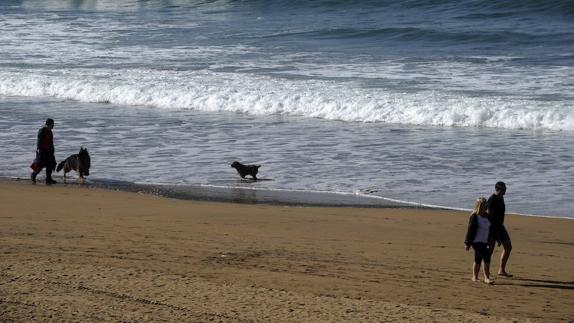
30,160,41,173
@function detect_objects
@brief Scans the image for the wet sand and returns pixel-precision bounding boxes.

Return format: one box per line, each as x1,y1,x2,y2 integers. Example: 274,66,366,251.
1,182,572,322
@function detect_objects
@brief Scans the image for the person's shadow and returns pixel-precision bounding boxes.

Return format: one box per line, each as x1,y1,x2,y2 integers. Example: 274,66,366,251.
495,277,574,290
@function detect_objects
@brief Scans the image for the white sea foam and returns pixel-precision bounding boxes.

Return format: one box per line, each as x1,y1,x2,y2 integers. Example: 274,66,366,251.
1,11,572,133
1,69,572,131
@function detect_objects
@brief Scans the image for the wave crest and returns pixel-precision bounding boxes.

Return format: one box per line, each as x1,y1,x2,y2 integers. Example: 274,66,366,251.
1,70,572,131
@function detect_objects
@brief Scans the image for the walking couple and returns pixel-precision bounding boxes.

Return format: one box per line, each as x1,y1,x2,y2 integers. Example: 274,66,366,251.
464,181,512,284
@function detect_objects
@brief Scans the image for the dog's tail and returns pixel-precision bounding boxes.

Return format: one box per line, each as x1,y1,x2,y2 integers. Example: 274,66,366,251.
56,160,66,173
256,165,261,169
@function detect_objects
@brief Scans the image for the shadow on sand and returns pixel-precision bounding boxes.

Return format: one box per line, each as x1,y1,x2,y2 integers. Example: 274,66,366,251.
495,277,574,290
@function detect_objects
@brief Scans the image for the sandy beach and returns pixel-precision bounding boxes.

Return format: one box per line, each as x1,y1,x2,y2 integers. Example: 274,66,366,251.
0,181,572,322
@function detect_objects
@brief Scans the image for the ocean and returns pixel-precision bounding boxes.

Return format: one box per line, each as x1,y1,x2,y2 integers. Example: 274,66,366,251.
0,0,573,217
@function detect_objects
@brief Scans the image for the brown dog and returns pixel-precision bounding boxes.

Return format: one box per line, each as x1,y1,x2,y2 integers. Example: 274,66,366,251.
56,147,91,183
230,161,261,180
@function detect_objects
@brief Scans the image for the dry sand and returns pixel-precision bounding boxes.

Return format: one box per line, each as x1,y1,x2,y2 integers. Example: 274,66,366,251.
0,182,573,322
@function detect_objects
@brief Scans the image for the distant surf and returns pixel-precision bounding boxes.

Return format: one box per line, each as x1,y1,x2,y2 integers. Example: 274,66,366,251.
1,70,572,131
1,0,573,131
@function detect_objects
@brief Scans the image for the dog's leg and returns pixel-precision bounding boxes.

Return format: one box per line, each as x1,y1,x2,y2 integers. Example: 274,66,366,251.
63,164,70,184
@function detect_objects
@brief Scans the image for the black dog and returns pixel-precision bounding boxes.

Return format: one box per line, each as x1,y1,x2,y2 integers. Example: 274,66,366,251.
230,161,261,180
56,147,91,183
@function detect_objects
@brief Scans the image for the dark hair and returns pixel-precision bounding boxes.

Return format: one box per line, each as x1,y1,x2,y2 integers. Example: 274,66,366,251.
495,181,506,191
45,118,54,125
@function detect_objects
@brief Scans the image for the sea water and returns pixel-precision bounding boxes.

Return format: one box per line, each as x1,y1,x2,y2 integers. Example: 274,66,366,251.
1,0,573,217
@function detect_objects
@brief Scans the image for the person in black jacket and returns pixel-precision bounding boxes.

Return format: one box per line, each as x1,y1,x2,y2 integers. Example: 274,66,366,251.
465,197,494,284
30,118,57,184
487,181,512,277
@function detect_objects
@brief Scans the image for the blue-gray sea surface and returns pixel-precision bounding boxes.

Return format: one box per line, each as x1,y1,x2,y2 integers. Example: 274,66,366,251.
1,0,573,217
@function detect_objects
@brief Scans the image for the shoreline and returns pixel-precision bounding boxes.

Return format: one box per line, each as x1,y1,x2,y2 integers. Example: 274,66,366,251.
2,176,423,209
1,181,573,321
3,176,570,220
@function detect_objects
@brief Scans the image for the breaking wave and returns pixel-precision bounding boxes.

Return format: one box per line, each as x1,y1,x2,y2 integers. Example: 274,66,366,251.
1,70,572,131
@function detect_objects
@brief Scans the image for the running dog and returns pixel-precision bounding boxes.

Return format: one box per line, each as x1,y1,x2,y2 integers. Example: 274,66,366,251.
230,161,260,180
56,147,91,183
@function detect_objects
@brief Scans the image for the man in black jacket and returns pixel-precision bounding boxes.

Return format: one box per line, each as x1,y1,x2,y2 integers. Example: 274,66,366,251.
31,118,57,184
487,181,512,277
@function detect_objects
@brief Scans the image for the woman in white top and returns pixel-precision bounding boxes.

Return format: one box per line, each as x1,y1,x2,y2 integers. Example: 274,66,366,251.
464,197,494,284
